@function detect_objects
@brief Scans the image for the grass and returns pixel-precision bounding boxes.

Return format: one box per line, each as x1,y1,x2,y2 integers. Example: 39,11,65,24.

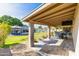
34,32,47,42
0,32,47,48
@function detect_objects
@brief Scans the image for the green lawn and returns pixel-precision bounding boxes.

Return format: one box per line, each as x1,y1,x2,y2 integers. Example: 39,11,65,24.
1,32,47,48
34,32,47,42
5,35,28,47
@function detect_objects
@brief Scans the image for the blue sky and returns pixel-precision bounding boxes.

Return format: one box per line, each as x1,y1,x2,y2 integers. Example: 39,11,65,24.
0,3,47,27
0,3,42,19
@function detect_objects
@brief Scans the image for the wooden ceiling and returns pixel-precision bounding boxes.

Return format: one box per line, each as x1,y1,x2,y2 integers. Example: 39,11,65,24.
23,3,77,26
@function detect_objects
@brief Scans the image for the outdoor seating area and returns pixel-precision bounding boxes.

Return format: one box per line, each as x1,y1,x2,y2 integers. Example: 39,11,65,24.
1,3,79,56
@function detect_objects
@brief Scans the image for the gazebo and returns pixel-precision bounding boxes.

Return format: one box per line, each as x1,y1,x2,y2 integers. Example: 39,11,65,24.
23,3,79,55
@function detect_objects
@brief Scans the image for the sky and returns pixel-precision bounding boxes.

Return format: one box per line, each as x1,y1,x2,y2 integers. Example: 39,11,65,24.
0,3,47,28
0,3,42,19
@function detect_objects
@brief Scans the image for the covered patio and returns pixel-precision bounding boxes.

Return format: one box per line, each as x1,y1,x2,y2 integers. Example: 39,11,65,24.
23,3,79,56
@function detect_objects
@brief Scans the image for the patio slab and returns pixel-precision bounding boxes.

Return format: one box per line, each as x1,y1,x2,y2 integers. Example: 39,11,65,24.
34,39,75,56
0,48,12,56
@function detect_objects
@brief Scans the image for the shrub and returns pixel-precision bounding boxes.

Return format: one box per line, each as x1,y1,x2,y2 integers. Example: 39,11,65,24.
0,23,11,47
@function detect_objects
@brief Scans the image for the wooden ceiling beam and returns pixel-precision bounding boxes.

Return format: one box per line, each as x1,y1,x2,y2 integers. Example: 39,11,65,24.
33,3,75,20
29,15,74,26
39,15,73,26
41,11,74,22
36,6,76,22
46,15,74,26
37,12,74,26
28,20,52,26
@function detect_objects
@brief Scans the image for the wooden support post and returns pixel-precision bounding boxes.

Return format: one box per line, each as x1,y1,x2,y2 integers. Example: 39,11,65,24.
72,4,79,55
48,26,51,39
28,23,34,47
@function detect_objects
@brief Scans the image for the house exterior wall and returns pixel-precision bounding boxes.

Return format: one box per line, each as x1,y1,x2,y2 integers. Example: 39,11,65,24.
72,4,79,55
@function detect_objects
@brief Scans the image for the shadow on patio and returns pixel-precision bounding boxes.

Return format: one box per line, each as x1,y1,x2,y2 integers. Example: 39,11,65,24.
34,39,75,56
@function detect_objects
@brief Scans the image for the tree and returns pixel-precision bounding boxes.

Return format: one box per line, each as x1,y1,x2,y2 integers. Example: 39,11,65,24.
0,22,11,47
0,15,23,26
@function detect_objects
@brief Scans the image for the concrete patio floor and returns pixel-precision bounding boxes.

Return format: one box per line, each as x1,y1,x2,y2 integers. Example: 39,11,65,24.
0,38,75,56
34,38,75,56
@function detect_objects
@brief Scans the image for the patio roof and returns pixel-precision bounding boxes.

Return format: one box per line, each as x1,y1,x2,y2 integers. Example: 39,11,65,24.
22,4,79,55
23,3,77,26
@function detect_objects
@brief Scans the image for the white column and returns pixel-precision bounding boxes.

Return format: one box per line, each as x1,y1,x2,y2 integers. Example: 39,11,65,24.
28,23,34,47
72,4,79,55
48,26,51,39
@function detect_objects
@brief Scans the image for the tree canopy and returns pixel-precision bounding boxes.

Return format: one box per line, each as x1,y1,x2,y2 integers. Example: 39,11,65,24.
0,15,23,26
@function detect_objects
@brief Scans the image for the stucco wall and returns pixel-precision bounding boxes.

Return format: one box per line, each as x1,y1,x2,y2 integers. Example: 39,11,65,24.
72,4,79,55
